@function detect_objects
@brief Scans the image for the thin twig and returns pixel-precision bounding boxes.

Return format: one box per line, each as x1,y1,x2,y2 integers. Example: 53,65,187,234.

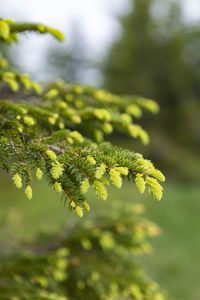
46,144,65,154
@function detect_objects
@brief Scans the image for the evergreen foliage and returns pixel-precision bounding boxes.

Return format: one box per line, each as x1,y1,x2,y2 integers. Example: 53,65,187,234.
0,203,169,300
0,17,169,299
0,18,165,218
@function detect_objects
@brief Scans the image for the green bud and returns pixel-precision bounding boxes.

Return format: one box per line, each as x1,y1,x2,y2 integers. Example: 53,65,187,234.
109,169,122,189
99,176,110,186
45,150,57,161
102,122,113,134
36,168,43,180
67,137,73,144
71,131,83,142
5,78,19,91
48,117,56,125
115,167,129,176
24,116,35,126
50,161,64,179
93,129,103,142
83,201,90,211
135,174,145,194
94,108,111,121
54,182,62,193
147,169,165,182
73,85,84,94
86,156,96,165
75,206,83,218
138,128,149,145
71,115,81,124
95,163,107,179
120,113,132,124
127,124,139,138
99,232,115,249
81,178,90,194
0,20,10,39
25,185,32,200
126,104,142,118
93,180,107,201
146,176,163,201
13,173,22,189
32,82,42,94
59,121,64,129
47,27,65,41
70,201,76,208
45,89,58,99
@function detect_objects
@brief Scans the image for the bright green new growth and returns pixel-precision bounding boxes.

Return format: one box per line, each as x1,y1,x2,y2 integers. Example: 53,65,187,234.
50,161,64,179
13,172,22,188
93,180,108,201
25,185,33,200
54,181,62,193
95,163,107,179
0,18,165,217
109,168,122,189
81,178,90,194
36,167,43,180
135,174,146,194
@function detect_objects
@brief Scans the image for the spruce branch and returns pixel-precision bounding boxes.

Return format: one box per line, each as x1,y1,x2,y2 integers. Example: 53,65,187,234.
0,17,165,217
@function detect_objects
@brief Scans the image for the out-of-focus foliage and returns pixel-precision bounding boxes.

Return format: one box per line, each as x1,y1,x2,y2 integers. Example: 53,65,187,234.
100,0,200,183
1,176,200,300
103,0,200,145
46,26,92,83
0,202,171,300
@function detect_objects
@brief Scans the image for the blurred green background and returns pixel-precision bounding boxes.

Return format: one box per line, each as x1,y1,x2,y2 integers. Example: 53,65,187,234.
1,175,200,299
1,0,200,299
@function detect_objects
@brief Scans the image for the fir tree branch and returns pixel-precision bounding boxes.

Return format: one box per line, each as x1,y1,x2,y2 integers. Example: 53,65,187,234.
0,16,165,214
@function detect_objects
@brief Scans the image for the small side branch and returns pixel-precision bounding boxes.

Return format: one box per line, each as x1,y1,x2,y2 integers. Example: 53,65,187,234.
46,144,65,154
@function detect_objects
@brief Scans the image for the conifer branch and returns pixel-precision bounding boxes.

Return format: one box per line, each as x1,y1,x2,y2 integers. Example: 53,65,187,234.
0,17,165,217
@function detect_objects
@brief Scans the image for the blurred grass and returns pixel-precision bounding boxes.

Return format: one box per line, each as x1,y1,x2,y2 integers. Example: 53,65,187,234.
0,173,200,300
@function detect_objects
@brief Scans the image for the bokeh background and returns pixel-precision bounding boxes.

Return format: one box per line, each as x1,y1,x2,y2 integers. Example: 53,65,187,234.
1,1,200,299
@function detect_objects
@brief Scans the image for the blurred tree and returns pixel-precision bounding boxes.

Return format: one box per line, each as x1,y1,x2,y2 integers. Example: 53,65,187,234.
46,25,89,83
45,25,100,85
102,0,200,147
